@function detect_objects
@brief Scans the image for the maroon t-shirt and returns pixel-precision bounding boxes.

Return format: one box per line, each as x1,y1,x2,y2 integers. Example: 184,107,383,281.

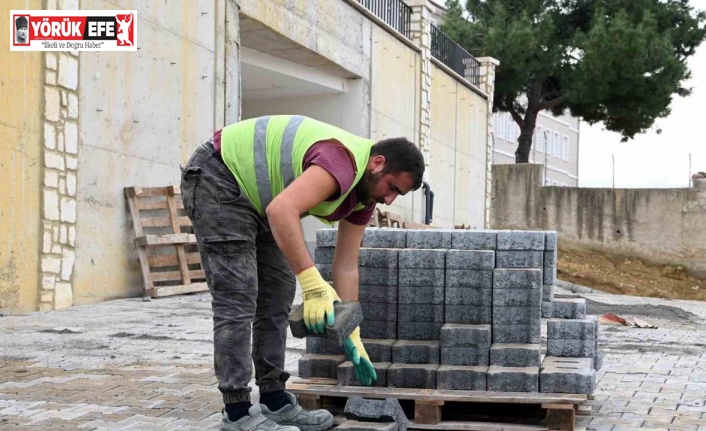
213,131,374,225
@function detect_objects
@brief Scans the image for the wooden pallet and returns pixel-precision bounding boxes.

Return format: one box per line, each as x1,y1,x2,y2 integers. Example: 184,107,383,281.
288,378,588,431
124,186,208,298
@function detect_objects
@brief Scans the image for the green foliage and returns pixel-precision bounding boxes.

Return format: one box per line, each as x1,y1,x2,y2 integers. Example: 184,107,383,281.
442,0,706,157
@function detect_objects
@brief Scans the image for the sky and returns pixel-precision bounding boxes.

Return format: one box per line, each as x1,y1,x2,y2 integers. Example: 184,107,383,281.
439,0,706,188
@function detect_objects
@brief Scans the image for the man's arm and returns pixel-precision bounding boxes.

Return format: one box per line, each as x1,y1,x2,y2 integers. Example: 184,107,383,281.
266,165,339,274
331,219,366,301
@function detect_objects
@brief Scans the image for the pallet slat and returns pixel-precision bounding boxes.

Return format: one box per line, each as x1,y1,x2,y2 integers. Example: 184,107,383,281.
147,253,202,268
135,234,197,247
147,282,209,298
288,382,587,405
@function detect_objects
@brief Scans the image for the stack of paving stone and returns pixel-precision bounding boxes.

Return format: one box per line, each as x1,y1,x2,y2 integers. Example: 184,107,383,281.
540,316,599,394
299,227,601,395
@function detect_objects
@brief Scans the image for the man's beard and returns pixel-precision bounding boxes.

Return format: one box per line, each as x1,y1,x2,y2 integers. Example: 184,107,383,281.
355,170,382,205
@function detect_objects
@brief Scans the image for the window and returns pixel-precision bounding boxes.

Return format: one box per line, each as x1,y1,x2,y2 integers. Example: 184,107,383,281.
535,126,544,152
553,132,560,157
544,129,551,154
562,135,569,160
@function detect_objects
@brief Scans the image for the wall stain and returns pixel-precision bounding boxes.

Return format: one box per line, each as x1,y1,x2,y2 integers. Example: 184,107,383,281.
0,254,20,312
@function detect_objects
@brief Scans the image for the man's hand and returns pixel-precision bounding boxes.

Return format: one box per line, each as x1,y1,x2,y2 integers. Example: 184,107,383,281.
296,266,341,334
344,327,377,386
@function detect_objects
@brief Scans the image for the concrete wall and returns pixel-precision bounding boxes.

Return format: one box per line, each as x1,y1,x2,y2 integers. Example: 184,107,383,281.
0,0,44,314
490,164,706,278
369,24,424,223
70,0,240,305
428,63,489,228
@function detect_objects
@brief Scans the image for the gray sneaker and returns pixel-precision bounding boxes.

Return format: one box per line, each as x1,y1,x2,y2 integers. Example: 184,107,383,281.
221,404,300,431
260,391,334,431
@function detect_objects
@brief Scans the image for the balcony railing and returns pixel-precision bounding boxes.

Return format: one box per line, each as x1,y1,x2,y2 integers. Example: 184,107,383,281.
356,0,412,39
430,24,480,87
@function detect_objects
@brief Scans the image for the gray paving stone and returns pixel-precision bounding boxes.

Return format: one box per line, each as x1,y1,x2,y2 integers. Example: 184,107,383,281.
314,247,335,265
360,267,398,286
289,301,363,346
445,250,495,270
360,285,397,304
445,305,492,324
397,321,443,340
316,263,333,281
541,301,554,318
487,366,540,392
540,367,596,394
440,324,492,348
361,320,397,339
547,338,597,358
543,250,557,286
361,302,398,322
547,318,597,340
496,231,545,251
545,231,557,250
397,285,444,305
436,365,488,390
495,251,544,268
398,249,446,269
316,228,337,248
337,361,390,387
490,343,541,367
542,284,554,301
362,228,407,248
492,324,541,344
306,337,343,355
541,356,594,370
398,304,444,323
363,339,396,363
493,269,542,290
444,287,492,306
336,420,399,431
387,364,438,389
392,340,440,364
298,354,346,379
552,298,587,319
440,347,490,366
359,248,400,268
445,269,494,288
343,396,408,431
405,229,452,249
492,306,541,325
398,268,445,287
451,230,497,250
492,288,542,307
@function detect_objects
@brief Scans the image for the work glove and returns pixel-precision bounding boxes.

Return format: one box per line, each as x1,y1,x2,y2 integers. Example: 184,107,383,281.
296,266,341,334
344,326,377,386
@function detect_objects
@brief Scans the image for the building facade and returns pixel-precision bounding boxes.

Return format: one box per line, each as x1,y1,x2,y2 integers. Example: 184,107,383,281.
492,111,581,186
1,0,498,313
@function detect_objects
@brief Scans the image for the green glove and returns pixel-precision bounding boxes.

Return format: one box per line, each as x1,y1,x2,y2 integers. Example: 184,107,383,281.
344,326,377,386
296,266,341,334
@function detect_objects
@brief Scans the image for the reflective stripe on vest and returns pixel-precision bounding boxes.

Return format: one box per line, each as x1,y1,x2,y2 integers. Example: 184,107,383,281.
253,115,305,211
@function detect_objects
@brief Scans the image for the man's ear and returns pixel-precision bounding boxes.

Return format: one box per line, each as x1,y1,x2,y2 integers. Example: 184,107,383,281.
370,154,386,170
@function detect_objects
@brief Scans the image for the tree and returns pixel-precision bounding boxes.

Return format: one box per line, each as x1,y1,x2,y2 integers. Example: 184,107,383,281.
442,0,706,163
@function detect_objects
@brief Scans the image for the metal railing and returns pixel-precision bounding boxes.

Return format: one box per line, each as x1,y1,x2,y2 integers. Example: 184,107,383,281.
430,24,480,86
356,0,412,39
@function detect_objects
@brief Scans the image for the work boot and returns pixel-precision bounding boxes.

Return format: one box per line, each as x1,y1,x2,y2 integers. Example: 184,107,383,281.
221,404,300,431
260,391,334,431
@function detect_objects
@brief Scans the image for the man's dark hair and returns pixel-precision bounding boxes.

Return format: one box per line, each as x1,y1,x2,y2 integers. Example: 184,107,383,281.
370,137,425,191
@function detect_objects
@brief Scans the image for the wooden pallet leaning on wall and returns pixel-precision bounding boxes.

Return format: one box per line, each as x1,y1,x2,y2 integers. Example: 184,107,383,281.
124,186,208,298
288,378,588,431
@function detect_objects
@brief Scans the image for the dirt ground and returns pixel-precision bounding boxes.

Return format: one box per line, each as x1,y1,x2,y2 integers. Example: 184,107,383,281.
558,248,706,301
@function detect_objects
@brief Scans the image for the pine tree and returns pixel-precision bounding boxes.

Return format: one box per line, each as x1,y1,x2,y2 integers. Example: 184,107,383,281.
443,0,706,162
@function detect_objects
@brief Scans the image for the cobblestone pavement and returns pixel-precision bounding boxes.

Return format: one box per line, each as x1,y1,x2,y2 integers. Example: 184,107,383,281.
1,287,706,430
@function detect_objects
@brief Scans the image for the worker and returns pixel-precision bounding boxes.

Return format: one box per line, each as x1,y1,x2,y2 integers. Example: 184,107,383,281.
180,115,425,431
